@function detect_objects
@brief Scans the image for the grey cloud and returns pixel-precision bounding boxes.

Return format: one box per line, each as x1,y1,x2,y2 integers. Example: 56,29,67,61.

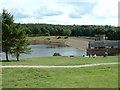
14,12,28,19
10,9,30,19
9,7,63,20
69,2,97,19
69,13,82,18
41,10,62,16
34,8,63,19
58,1,97,19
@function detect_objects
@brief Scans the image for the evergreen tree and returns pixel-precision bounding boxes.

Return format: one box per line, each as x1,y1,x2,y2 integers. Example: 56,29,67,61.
2,9,31,61
10,24,31,61
0,13,2,53
2,9,14,61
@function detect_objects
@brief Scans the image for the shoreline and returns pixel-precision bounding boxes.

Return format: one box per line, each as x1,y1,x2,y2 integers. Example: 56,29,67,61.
27,37,90,51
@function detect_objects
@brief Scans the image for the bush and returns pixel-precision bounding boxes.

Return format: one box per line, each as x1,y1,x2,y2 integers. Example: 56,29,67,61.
70,55,74,57
64,36,68,39
57,36,61,39
53,52,61,56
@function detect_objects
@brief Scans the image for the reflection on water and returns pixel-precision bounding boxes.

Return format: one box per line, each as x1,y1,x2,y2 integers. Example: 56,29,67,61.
1,44,86,60
46,44,69,48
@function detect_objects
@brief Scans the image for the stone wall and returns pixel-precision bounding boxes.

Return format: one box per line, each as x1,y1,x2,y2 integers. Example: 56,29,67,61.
87,48,120,56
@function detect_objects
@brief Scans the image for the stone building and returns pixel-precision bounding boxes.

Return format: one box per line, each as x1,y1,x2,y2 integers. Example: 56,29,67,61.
87,35,120,56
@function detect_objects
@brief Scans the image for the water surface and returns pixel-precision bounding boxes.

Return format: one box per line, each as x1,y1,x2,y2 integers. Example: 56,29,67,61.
1,44,86,60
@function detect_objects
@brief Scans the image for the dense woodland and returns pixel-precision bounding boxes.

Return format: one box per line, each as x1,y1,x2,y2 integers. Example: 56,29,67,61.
21,24,120,40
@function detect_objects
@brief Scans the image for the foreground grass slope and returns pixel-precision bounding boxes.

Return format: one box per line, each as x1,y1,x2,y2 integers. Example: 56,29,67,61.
2,56,118,88
2,65,118,88
2,56,118,66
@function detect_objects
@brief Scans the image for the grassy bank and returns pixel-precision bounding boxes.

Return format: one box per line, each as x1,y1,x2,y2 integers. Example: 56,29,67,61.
2,56,118,88
27,36,65,39
27,36,56,38
2,64,118,88
2,56,118,66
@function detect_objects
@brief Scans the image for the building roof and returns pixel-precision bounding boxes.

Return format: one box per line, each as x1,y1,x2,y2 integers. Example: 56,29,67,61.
89,40,120,47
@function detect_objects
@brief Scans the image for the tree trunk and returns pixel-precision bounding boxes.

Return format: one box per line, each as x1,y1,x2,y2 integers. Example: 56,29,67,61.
5,51,9,61
16,54,19,61
16,47,20,61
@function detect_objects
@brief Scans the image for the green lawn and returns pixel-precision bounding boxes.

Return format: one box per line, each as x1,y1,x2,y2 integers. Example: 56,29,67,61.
0,65,1,87
27,36,56,39
27,36,65,39
78,36,95,40
2,56,118,66
2,56,119,88
2,65,118,88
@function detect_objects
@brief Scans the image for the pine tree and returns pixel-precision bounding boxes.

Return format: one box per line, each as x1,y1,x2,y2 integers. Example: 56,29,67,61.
10,24,31,61
2,9,14,61
2,9,31,61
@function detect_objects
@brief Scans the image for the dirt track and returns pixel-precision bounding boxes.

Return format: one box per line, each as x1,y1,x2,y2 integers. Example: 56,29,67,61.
65,37,90,51
0,62,119,68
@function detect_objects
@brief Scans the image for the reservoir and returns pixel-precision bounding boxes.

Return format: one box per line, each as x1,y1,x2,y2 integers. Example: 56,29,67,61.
1,44,86,60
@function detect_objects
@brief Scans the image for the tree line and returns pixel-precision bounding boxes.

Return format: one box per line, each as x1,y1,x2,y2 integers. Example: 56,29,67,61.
22,24,120,40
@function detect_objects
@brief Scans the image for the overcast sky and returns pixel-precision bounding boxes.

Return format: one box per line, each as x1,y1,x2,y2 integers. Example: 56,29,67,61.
0,0,119,26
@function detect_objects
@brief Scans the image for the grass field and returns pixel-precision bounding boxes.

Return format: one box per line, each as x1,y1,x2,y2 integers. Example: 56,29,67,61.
2,65,118,88
2,56,118,66
2,56,119,88
27,36,65,39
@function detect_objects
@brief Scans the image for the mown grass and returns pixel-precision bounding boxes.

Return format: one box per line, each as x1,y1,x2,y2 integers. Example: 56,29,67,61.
2,56,118,66
27,36,56,39
2,64,118,88
77,36,95,40
0,61,1,84
27,36,65,39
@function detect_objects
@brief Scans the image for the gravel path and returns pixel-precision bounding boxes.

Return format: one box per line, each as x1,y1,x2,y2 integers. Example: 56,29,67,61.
0,62,119,69
65,37,90,51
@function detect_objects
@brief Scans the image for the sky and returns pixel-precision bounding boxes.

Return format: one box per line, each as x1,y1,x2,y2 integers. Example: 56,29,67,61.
0,0,119,26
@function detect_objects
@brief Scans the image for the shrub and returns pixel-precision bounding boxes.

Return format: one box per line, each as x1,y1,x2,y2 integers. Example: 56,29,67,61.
70,55,74,57
64,36,68,39
53,52,61,56
57,36,61,39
